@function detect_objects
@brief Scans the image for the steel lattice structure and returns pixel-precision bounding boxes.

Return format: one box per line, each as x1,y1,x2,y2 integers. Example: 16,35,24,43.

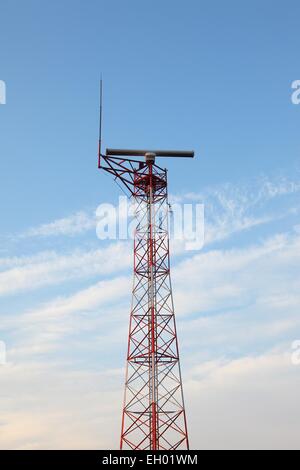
99,149,192,450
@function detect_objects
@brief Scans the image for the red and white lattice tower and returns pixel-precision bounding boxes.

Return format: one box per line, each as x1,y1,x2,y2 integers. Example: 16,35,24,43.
99,148,194,450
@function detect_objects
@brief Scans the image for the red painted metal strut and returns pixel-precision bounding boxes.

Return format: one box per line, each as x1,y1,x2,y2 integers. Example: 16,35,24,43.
100,151,189,450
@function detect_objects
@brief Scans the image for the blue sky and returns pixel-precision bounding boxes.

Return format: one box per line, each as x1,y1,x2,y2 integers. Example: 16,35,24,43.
0,0,300,450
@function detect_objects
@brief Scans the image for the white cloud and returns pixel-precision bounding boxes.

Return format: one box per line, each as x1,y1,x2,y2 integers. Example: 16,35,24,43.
25,276,130,321
16,171,300,246
0,362,122,449
2,227,299,378
0,350,299,449
177,172,300,206
1,276,130,358
0,243,131,296
173,231,300,317
0,251,57,270
171,172,300,246
1,169,300,449
21,211,96,238
185,351,300,450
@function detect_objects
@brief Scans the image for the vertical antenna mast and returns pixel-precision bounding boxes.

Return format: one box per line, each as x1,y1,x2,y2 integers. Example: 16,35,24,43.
98,77,103,168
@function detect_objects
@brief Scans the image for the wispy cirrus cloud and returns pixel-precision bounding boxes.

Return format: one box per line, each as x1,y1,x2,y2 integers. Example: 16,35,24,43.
3,227,300,362
20,210,96,238
17,171,300,243
172,171,300,246
1,170,299,301
1,168,300,449
175,172,300,206
2,276,130,358
174,230,300,317
0,243,131,296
